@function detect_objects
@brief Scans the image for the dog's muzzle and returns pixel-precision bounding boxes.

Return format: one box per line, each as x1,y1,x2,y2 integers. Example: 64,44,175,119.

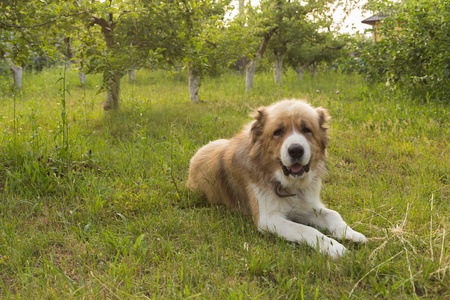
280,161,310,177
280,143,311,177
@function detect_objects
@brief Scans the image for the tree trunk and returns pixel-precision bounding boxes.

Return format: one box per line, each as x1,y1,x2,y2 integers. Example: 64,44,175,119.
11,64,22,92
245,30,275,91
245,28,277,91
309,63,317,77
245,60,259,91
239,0,244,13
295,66,305,82
64,37,74,63
188,65,200,103
273,54,283,85
64,36,86,86
6,58,22,92
103,74,121,110
239,0,244,18
92,15,121,110
296,61,314,82
128,69,136,83
78,72,86,85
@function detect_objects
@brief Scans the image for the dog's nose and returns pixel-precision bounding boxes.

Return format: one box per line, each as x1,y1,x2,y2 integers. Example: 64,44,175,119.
288,144,304,159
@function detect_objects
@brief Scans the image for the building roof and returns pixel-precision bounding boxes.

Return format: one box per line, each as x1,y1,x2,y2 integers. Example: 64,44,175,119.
361,15,389,25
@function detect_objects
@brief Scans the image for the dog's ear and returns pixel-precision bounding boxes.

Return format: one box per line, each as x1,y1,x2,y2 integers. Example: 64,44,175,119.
316,107,330,129
251,107,266,143
316,107,330,151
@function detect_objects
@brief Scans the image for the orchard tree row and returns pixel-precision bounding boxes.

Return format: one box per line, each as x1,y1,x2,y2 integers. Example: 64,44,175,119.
0,0,357,109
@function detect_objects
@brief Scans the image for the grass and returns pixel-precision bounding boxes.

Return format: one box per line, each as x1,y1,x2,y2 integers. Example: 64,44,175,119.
0,67,448,299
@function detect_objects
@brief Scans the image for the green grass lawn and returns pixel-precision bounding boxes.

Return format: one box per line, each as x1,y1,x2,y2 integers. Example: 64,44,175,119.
0,67,448,299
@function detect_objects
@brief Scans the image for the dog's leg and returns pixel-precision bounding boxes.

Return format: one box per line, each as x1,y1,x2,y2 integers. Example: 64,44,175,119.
251,184,350,258
303,207,368,243
258,213,347,259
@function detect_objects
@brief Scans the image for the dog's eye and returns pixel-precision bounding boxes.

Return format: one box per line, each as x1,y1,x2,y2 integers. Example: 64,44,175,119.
273,129,284,137
302,127,312,134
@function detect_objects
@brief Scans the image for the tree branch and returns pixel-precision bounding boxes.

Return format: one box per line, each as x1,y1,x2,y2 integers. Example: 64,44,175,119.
205,40,217,48
0,19,55,29
0,10,89,29
325,46,343,50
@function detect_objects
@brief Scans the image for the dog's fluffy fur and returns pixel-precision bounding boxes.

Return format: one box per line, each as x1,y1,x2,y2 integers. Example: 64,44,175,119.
188,99,367,258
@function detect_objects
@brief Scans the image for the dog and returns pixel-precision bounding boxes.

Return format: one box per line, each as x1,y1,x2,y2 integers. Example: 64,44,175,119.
187,99,367,258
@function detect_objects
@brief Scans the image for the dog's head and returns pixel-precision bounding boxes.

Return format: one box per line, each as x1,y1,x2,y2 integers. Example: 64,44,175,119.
250,99,330,181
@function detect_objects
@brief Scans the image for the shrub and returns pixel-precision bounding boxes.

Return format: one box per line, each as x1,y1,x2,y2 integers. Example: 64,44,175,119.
345,0,450,102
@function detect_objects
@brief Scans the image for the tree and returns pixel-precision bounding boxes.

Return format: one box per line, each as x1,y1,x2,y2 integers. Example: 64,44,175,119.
285,30,346,82
268,8,314,85
170,0,248,103
243,0,354,90
175,0,232,102
123,0,247,103
64,37,87,85
360,0,450,101
1,0,153,108
0,0,58,92
3,50,23,92
243,0,283,91
70,0,138,110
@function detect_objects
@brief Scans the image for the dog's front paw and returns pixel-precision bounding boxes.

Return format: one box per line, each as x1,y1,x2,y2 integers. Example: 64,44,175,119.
333,226,367,243
318,237,347,259
348,229,368,243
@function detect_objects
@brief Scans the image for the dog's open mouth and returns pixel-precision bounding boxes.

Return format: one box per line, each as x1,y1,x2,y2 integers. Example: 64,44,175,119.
281,161,310,177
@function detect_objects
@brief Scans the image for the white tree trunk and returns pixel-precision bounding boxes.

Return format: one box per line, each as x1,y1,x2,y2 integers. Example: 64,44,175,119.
188,65,200,103
245,31,274,91
245,60,259,91
11,65,22,92
103,74,121,110
309,63,317,77
296,61,314,82
128,69,136,83
295,66,305,82
239,0,244,16
78,71,86,85
6,58,22,92
273,54,283,85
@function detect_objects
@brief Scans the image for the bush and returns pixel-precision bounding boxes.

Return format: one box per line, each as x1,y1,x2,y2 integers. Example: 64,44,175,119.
344,0,450,102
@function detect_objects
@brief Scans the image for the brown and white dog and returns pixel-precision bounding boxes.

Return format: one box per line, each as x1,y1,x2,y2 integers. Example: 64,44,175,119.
188,99,367,258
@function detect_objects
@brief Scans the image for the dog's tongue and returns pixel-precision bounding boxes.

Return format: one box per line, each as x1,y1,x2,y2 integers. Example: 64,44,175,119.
290,164,303,173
